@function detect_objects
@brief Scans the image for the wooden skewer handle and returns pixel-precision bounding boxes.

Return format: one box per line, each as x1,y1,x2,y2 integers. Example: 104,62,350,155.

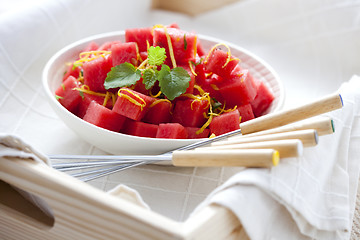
240,93,342,135
212,129,318,147
171,149,279,167
197,139,303,158
231,116,334,140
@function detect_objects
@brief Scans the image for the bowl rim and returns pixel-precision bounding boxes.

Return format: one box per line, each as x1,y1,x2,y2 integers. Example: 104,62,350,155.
42,31,285,146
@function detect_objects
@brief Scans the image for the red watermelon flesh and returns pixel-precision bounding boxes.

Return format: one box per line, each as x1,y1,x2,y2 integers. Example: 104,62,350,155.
83,41,99,52
171,98,209,128
133,78,149,95
156,123,188,139
55,76,82,114
77,93,113,119
125,27,153,52
237,103,255,123
63,63,81,82
196,39,206,57
112,88,154,121
83,55,112,92
122,120,159,138
209,110,240,136
98,41,122,51
143,100,172,124
153,28,197,66
166,23,180,29
111,42,138,67
83,101,125,132
185,127,210,139
219,69,257,108
204,48,240,78
197,73,224,103
194,63,206,86
251,79,275,117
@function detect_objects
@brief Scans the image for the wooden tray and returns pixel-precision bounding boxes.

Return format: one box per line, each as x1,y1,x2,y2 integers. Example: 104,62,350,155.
0,156,247,239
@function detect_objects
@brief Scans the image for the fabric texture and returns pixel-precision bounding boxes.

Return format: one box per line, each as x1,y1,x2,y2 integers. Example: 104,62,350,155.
195,75,360,239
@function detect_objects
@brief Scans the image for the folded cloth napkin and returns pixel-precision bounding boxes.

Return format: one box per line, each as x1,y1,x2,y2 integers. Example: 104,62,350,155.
0,133,149,209
194,75,360,240
0,133,50,166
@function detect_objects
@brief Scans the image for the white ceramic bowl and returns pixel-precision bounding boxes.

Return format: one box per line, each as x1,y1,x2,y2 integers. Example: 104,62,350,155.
42,31,284,155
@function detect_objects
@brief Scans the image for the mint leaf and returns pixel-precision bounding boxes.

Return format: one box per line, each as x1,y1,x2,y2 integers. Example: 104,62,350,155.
104,63,141,89
79,90,84,99
183,34,187,50
157,65,191,100
55,95,63,100
142,69,157,90
148,46,166,66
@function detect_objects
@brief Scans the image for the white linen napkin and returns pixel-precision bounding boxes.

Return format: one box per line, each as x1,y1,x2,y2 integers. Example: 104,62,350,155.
0,133,149,209
0,133,50,166
194,75,360,240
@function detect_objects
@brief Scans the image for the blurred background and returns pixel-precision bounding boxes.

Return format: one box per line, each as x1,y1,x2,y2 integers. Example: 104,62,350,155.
1,0,359,220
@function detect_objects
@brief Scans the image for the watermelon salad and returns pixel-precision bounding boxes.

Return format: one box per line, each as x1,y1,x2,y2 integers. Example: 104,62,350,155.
55,23,275,139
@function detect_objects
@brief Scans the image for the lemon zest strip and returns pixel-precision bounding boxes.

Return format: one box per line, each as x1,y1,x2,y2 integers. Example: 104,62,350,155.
204,43,232,68
163,26,177,68
188,61,197,76
75,51,111,66
149,98,172,108
118,88,146,111
150,90,162,98
73,85,107,97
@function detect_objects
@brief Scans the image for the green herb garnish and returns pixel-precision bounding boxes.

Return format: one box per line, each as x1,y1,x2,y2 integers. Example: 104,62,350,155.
79,91,84,99
104,46,191,100
104,62,141,90
157,65,190,100
55,95,63,100
183,34,187,50
147,46,166,66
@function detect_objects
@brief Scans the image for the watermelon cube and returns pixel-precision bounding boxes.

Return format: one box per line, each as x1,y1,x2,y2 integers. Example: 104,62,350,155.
204,48,240,78
237,103,255,123
55,76,82,114
171,99,209,128
185,127,210,139
83,55,112,92
111,42,138,67
125,27,153,52
197,73,224,103
251,79,275,117
153,28,197,66
196,39,206,58
156,123,188,139
219,69,257,107
77,93,113,119
209,110,240,136
98,41,122,51
62,63,81,82
143,100,172,124
122,120,159,138
83,41,99,52
83,101,125,132
112,88,154,121
132,78,149,95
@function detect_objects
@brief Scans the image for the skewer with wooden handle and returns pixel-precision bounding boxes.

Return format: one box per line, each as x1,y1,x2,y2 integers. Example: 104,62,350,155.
229,116,334,140
211,129,318,147
196,139,303,158
172,149,279,168
238,93,342,135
